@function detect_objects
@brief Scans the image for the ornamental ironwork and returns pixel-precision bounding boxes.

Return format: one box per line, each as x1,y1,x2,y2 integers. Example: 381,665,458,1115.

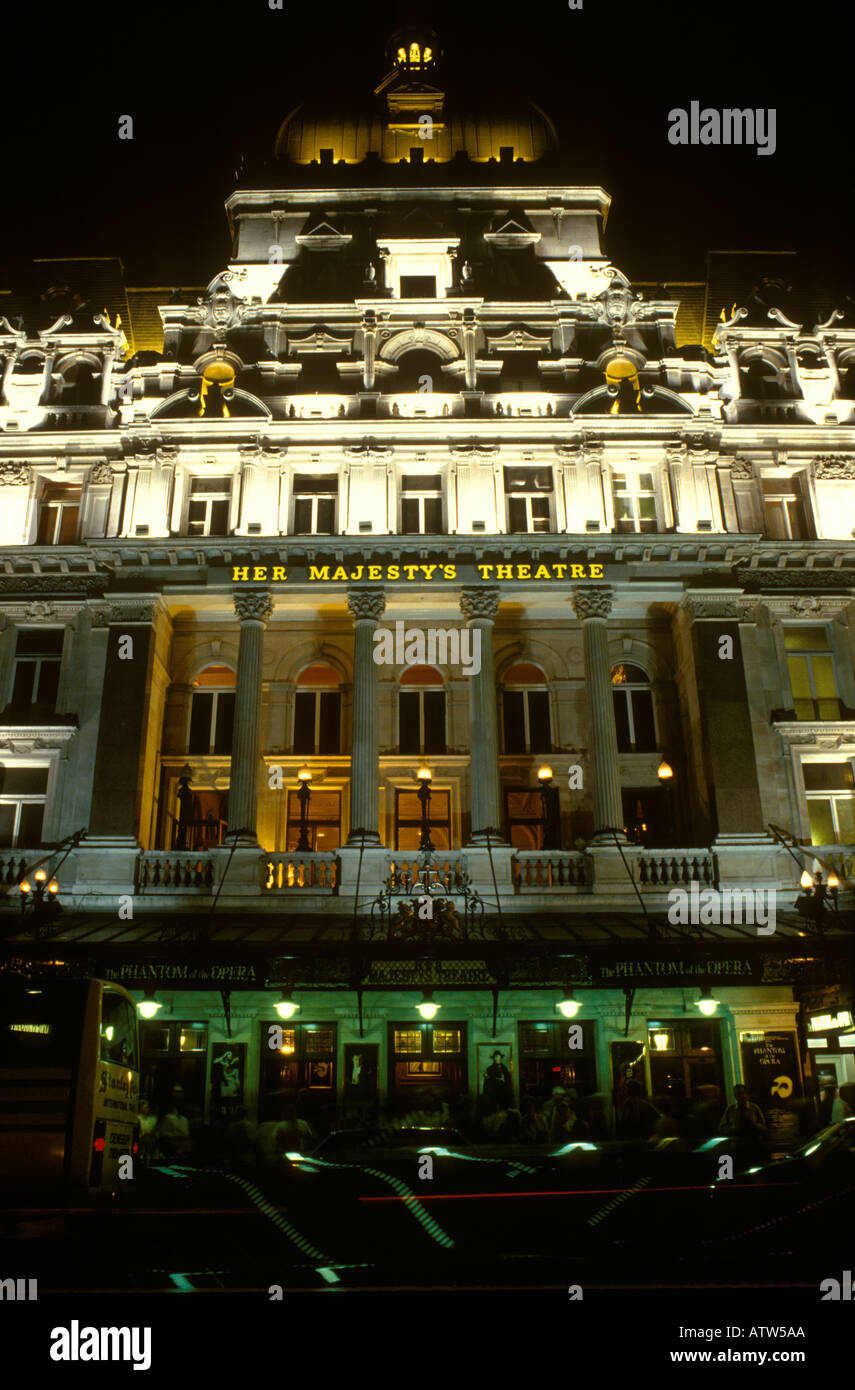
362,853,489,943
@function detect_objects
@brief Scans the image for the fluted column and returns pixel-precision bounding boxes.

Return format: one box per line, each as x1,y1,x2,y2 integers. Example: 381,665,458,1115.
227,590,273,843
347,586,386,845
572,586,625,840
461,586,504,844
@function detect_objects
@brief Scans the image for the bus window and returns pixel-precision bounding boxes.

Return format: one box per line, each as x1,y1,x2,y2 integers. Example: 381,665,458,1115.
99,990,138,1069
1,979,85,1067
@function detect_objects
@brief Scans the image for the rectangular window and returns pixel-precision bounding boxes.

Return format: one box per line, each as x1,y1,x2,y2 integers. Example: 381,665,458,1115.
187,477,231,536
518,1020,598,1105
388,1022,467,1101
36,485,81,545
502,689,551,754
398,690,446,754
395,788,451,851
612,471,658,533
784,627,840,721
292,475,337,535
399,276,437,298
139,1020,209,1118
285,788,341,852
293,691,341,755
11,629,64,710
400,475,444,534
505,787,559,851
258,1020,337,1120
0,765,49,848
504,466,553,534
803,763,855,845
188,691,235,754
612,687,656,752
763,478,807,540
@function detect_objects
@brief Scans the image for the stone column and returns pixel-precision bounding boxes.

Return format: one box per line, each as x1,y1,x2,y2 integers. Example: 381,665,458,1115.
346,586,385,845
572,586,624,840
227,590,273,844
460,586,504,844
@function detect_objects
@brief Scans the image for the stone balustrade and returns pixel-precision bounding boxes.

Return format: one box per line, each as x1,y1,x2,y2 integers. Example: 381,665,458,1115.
512,851,592,891
263,852,339,892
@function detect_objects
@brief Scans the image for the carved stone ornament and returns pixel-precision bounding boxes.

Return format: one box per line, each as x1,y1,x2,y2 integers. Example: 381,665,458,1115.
0,462,29,486
789,596,823,615
23,601,57,621
343,440,394,461
729,458,754,479
460,586,500,622
347,587,386,623
88,462,114,484
233,591,274,624
813,456,855,479
571,586,614,621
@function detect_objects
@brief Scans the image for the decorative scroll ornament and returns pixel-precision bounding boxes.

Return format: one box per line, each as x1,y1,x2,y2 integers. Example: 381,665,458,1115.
88,462,114,484
233,591,274,624
571,586,613,621
813,456,855,479
460,586,500,622
729,458,754,478
346,587,386,623
0,462,28,486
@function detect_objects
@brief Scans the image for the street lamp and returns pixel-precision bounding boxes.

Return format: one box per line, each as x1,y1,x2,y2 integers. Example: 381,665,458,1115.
295,765,313,852
797,865,839,933
18,863,61,936
537,764,554,847
657,758,674,782
416,764,434,853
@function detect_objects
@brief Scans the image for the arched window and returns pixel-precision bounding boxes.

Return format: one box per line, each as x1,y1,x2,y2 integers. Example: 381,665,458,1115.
294,664,341,755
409,42,420,62
399,666,445,755
739,357,783,401
188,665,236,754
610,663,656,753
502,663,551,754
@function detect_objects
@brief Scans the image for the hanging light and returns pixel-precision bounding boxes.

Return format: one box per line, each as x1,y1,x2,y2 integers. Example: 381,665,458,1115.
275,988,300,1020
417,990,440,1020
697,987,718,1016
557,991,580,1018
657,758,674,781
138,989,162,1020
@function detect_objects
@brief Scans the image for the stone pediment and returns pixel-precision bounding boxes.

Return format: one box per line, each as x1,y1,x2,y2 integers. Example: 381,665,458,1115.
483,219,541,250
287,328,352,353
487,327,553,352
295,221,353,252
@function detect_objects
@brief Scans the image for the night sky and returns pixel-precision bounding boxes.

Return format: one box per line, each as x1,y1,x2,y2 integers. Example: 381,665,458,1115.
1,0,851,296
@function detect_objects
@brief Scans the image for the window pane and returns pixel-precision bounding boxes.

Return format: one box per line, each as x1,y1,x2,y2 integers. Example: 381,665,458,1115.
316,497,335,533
784,627,828,652
638,473,654,491
100,992,138,1067
527,690,551,753
836,797,855,842
508,497,527,532
638,496,657,521
318,692,341,755
16,631,64,656
293,691,316,755
423,497,443,533
787,656,812,701
208,499,229,535
18,802,45,846
394,1030,423,1054
11,662,36,706
503,691,526,753
803,763,854,791
613,690,631,753
812,655,838,700
0,768,49,794
399,691,420,754
431,1029,461,1053
191,478,230,494
34,661,60,709
0,805,16,846
293,498,312,534
422,690,446,754
292,476,336,495
764,501,788,540
402,475,443,491
57,506,79,544
808,799,835,845
630,689,656,752
396,792,423,821
214,692,235,755
401,497,420,533
188,693,213,754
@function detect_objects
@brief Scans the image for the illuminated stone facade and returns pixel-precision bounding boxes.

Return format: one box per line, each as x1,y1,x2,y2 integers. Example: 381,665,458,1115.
0,24,852,1128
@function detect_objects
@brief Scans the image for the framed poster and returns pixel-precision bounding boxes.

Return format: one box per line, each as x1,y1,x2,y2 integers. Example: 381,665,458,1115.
210,1043,245,1115
308,1059,334,1089
477,1043,514,1110
343,1044,379,1099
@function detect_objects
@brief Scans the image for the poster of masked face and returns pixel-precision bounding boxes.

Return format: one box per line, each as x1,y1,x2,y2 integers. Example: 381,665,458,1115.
210,1043,245,1114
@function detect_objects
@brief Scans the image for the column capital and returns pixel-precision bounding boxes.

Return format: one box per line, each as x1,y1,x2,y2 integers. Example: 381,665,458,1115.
571,585,613,621
234,590,273,624
347,586,386,623
460,586,499,622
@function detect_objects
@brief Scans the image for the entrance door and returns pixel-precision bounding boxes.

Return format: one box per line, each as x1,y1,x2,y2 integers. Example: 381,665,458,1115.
387,1022,467,1121
647,1018,724,1105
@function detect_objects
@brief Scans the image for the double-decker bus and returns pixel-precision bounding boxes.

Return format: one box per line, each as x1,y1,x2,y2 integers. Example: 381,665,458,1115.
0,974,140,1201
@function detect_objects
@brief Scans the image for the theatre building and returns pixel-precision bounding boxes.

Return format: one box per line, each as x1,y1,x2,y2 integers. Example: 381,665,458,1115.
0,23,853,1136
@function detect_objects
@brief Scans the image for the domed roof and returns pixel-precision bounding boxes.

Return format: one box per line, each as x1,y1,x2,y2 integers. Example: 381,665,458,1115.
273,25,557,167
